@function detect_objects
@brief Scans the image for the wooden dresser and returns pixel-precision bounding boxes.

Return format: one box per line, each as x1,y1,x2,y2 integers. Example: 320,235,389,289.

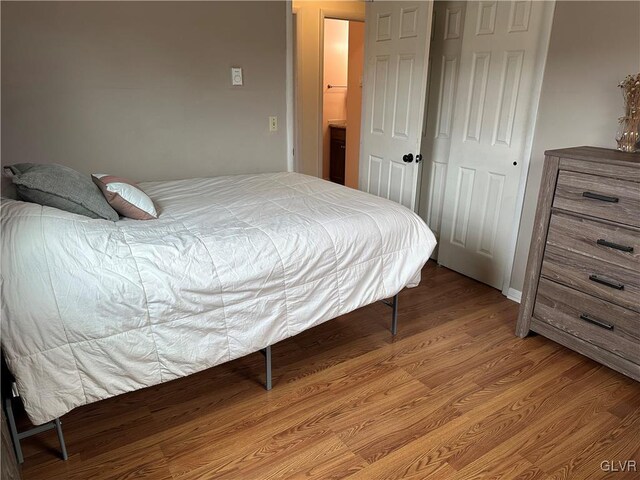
516,146,640,381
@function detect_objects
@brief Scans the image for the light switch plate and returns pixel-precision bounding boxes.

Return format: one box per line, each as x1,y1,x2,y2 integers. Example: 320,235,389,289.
231,67,243,86
269,116,278,132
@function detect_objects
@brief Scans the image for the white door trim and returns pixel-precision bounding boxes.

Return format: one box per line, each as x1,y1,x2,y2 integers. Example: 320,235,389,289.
500,0,556,296
286,0,294,172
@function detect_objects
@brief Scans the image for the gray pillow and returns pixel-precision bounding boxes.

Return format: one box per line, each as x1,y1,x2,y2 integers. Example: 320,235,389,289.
6,163,119,221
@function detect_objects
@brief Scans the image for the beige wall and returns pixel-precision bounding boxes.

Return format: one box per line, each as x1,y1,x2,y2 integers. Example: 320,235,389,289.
345,21,364,189
1,1,287,183
322,18,349,179
293,0,365,178
510,1,640,292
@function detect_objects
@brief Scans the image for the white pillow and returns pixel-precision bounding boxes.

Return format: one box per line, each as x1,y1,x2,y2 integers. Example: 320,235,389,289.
91,174,157,220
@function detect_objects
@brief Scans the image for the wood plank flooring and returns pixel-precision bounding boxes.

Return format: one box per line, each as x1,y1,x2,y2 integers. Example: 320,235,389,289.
16,262,640,479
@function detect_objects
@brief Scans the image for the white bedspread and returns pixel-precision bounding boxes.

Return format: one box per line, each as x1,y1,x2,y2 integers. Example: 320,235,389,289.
1,173,436,424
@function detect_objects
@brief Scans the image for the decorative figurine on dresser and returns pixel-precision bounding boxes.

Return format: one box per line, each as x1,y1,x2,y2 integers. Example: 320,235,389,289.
516,146,640,381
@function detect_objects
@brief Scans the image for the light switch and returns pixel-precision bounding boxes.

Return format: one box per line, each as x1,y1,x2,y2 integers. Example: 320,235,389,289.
231,67,243,86
269,116,278,132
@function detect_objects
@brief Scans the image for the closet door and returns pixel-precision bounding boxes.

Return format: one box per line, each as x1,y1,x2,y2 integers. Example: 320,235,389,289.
418,1,467,258
437,1,554,289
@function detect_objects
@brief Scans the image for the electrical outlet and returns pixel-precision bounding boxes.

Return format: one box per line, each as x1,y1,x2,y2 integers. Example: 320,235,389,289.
269,116,278,132
231,67,243,86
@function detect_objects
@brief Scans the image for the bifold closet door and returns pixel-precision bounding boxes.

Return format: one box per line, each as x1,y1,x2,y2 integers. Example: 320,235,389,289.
418,1,467,259
437,1,554,289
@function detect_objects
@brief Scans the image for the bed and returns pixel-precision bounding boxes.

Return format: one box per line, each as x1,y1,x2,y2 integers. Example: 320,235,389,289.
1,172,436,427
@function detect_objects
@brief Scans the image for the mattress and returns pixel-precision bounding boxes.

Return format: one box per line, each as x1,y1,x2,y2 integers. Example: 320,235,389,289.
1,172,436,424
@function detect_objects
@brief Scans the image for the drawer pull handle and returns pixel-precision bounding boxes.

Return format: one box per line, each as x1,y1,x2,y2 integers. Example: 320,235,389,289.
589,274,624,290
582,191,619,203
579,314,614,330
596,239,634,253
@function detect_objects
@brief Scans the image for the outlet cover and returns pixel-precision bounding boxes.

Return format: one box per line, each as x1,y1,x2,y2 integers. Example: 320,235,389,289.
231,67,243,86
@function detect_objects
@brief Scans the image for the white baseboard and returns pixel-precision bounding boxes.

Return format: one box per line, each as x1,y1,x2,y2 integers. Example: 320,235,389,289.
506,288,522,304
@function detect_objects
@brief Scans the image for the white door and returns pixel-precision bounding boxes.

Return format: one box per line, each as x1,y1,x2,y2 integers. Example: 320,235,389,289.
418,1,467,258
437,0,553,289
359,1,434,210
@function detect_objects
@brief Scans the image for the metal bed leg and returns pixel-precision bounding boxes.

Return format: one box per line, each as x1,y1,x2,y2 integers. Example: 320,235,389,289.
4,397,24,464
391,294,399,336
260,345,272,391
54,418,69,461
380,294,400,335
3,386,68,463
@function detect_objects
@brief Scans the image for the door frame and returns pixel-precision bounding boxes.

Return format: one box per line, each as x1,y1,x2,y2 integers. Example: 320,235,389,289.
501,0,556,298
317,8,365,179
287,1,295,172
290,2,365,178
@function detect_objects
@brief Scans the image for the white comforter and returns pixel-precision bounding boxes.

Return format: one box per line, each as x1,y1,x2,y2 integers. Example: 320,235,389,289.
1,173,436,425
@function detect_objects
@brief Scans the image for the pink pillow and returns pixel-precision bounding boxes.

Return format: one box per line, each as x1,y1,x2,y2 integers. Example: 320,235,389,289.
92,174,157,220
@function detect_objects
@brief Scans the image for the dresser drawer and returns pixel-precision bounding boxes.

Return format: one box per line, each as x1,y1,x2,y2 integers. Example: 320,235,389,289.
546,213,640,272
541,246,640,313
553,171,640,227
534,279,640,364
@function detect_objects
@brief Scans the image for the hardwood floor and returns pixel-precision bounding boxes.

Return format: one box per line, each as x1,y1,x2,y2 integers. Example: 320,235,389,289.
16,262,640,479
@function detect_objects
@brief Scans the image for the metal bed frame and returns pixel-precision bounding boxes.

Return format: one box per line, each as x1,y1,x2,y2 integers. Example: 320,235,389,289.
3,294,399,463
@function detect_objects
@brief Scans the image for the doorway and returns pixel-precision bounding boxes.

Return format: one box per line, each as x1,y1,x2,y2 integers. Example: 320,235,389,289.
322,18,364,188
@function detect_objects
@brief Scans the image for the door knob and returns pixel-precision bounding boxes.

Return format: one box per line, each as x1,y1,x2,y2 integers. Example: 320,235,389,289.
402,153,414,163
416,154,423,163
